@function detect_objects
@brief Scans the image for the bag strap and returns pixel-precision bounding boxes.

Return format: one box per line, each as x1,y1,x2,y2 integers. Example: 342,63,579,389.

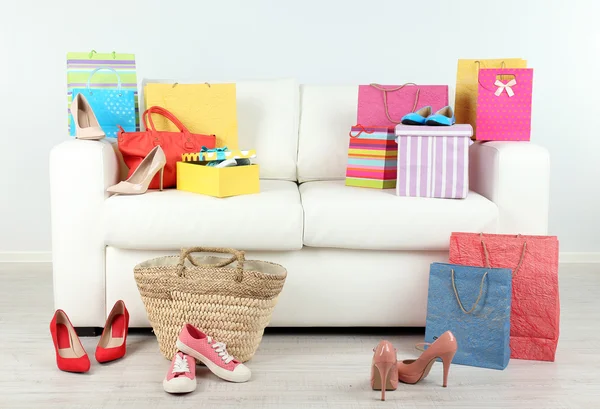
474,60,507,70
349,124,375,138
480,234,527,276
87,50,117,59
451,269,488,314
369,83,420,124
143,106,190,134
176,247,246,282
475,60,510,81
86,67,122,94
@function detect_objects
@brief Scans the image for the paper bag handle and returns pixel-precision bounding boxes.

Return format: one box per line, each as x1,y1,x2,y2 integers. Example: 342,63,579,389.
475,60,510,81
451,269,488,314
86,67,122,95
369,83,420,124
349,124,375,138
480,234,527,276
477,69,520,95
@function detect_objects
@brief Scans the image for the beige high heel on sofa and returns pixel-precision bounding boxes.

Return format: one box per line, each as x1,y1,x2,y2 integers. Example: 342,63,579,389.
71,93,105,140
107,146,166,195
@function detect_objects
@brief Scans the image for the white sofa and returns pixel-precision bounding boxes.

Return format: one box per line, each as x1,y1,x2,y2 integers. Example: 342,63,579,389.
49,79,550,330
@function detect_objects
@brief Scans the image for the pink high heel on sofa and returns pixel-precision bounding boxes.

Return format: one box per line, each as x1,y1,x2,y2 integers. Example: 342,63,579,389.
397,331,457,387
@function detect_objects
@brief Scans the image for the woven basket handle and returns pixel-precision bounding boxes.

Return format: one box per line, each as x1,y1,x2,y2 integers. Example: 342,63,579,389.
176,247,246,281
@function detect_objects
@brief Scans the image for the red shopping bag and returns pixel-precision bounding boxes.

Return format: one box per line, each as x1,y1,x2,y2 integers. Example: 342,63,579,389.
118,106,216,189
449,233,559,361
357,83,448,129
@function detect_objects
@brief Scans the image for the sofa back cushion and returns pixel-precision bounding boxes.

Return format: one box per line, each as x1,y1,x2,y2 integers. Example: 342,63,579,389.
140,78,299,181
297,85,359,182
237,79,299,181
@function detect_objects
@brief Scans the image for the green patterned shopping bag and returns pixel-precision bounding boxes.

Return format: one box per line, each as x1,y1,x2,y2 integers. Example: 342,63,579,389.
67,51,139,136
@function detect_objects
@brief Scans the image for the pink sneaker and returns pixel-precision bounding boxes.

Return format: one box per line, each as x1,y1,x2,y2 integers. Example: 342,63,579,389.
176,324,251,383
163,352,197,394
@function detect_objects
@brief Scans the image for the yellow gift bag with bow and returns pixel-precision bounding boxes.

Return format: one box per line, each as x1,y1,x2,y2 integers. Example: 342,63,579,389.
455,59,527,139
144,83,238,148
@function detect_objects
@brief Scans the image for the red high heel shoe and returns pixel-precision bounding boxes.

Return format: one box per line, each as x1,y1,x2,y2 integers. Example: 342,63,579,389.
95,300,129,363
397,331,458,387
50,310,91,373
370,340,398,401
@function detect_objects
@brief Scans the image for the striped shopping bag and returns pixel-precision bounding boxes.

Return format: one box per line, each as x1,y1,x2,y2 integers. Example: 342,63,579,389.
345,125,397,189
67,51,139,136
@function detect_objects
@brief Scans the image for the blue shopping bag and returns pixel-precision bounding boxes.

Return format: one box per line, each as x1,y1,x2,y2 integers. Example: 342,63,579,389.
425,263,512,370
69,67,136,138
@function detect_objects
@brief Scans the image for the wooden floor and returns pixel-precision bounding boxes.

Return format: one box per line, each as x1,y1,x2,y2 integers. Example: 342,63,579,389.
1,263,599,409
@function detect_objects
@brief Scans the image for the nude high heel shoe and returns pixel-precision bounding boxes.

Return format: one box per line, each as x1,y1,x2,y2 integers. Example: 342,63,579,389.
371,340,398,401
71,93,105,140
107,146,167,195
397,331,458,387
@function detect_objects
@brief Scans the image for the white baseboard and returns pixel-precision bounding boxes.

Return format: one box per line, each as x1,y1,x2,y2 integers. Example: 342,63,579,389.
0,252,52,263
0,251,599,264
559,252,600,264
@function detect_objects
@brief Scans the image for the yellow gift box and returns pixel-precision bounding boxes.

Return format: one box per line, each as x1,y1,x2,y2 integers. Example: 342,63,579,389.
176,162,260,198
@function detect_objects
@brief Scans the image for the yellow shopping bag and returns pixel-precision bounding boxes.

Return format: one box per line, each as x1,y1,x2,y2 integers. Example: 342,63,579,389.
455,59,527,138
144,83,238,148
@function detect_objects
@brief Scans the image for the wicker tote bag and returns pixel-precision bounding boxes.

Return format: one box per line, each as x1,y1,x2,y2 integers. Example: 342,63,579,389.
134,247,287,362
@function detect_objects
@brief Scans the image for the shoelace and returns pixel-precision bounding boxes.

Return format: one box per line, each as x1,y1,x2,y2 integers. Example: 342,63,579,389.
207,336,234,364
172,354,190,374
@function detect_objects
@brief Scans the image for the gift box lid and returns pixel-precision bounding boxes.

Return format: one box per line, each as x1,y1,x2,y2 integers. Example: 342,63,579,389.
395,124,473,138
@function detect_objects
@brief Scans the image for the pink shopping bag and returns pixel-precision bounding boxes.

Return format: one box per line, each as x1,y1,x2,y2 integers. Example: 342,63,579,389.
449,233,560,361
357,84,448,129
476,68,534,141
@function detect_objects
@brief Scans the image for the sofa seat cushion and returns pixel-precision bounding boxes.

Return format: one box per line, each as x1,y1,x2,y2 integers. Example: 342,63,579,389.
104,180,304,251
300,180,498,251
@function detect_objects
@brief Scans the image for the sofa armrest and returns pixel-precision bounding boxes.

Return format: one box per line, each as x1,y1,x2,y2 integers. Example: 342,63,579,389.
49,139,119,326
470,142,550,235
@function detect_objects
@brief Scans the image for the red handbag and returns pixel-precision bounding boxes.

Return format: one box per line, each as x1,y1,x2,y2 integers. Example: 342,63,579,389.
118,106,216,189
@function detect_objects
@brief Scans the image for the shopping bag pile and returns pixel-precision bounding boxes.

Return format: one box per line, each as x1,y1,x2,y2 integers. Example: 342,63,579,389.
66,50,254,196
424,233,559,370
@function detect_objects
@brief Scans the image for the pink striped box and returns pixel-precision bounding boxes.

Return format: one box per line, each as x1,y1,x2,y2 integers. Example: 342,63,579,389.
394,124,473,199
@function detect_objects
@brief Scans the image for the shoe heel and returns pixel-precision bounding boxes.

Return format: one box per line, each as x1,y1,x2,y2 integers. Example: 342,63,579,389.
159,167,164,191
440,351,456,388
374,361,395,401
